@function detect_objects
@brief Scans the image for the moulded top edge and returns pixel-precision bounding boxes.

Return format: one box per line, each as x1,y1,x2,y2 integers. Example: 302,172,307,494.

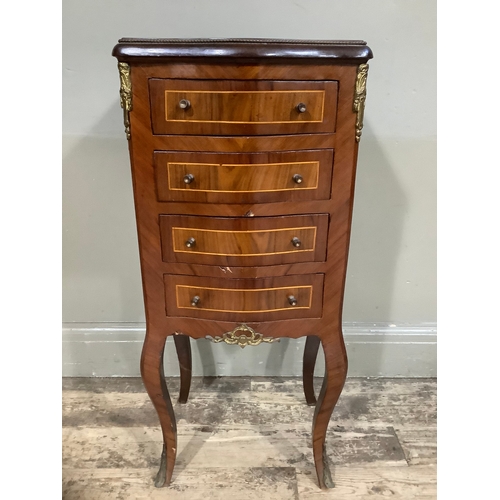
112,38,373,63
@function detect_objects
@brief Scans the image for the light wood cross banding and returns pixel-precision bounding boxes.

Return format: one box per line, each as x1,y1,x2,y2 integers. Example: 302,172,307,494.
113,38,373,490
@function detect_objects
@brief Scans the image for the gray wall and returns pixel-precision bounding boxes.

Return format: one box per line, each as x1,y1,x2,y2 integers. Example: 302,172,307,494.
62,1,436,376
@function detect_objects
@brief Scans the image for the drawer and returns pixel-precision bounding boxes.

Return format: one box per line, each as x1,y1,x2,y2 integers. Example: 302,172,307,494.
160,214,329,266
164,274,324,321
155,149,334,204
149,79,338,135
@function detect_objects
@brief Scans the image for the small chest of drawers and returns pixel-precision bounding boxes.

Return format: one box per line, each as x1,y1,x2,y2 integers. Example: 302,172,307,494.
113,38,372,490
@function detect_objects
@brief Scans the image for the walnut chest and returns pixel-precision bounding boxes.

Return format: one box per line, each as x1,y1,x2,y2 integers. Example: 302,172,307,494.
112,38,372,489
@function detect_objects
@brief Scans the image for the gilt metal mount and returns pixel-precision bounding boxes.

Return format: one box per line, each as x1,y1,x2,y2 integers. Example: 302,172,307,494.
118,62,132,139
206,324,279,348
353,63,369,142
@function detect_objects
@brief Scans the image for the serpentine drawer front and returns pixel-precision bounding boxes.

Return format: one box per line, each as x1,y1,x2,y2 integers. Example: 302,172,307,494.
154,149,334,204
160,214,329,266
113,38,372,490
149,79,338,135
165,274,324,322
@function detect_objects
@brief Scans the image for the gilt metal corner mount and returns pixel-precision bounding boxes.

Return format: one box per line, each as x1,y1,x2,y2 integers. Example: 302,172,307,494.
353,63,369,143
118,62,132,140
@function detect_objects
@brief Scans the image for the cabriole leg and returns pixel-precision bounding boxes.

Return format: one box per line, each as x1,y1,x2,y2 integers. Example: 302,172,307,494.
303,335,321,405
173,335,192,404
141,331,177,487
312,333,348,489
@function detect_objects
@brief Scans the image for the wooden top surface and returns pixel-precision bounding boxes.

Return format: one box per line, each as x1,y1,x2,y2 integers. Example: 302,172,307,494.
112,38,373,63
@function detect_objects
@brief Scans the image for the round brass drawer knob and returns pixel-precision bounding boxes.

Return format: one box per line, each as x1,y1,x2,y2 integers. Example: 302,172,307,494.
183,174,195,184
179,99,191,110
292,174,303,184
296,102,307,113
191,295,200,307
288,295,298,306
185,237,196,248
291,237,301,248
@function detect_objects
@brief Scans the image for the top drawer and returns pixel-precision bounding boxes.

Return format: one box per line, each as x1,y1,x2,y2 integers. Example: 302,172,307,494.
149,79,338,135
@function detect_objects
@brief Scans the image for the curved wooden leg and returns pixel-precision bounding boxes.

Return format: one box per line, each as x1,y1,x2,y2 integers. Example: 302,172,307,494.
141,332,177,487
173,335,192,404
303,335,321,406
312,333,348,489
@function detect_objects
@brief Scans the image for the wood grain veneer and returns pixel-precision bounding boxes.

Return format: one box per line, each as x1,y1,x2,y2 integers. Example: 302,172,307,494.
154,149,334,204
159,214,329,266
165,273,324,322
149,79,337,135
113,38,373,490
